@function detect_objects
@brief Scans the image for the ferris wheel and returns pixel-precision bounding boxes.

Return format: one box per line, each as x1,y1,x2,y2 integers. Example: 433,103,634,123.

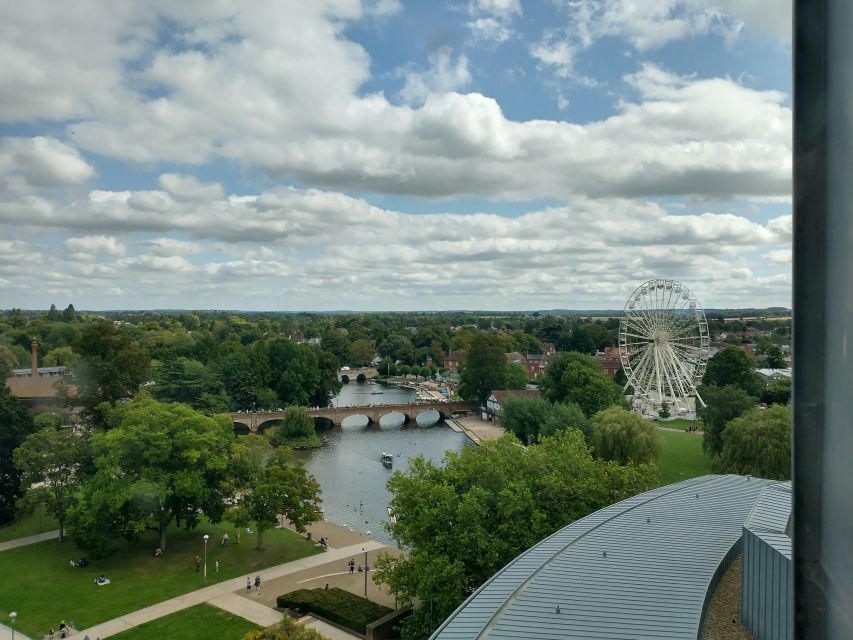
619,279,709,411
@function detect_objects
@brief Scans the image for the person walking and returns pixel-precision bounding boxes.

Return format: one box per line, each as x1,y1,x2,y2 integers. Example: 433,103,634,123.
349,559,355,573
255,574,261,593
246,576,251,591
195,555,200,573
215,560,219,573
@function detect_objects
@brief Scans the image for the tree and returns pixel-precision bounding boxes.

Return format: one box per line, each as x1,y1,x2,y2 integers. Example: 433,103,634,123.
151,357,230,413
697,384,757,457
74,323,151,428
0,386,36,524
219,351,265,410
378,334,417,364
504,362,529,390
702,346,763,396
269,406,320,448
69,396,233,553
589,406,662,465
263,339,340,408
243,616,328,640
47,303,61,321
347,338,375,367
42,346,78,368
760,378,791,406
658,401,670,419
501,396,588,444
14,426,89,541
539,352,625,417
229,440,321,551
715,405,791,479
458,334,507,402
762,344,787,369
62,304,77,322
375,431,659,639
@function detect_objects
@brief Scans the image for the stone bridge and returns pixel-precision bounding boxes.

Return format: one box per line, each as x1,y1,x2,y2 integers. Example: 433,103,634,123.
338,367,379,382
229,400,478,431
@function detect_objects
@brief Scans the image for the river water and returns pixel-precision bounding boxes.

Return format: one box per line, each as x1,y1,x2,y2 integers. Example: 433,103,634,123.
296,381,472,546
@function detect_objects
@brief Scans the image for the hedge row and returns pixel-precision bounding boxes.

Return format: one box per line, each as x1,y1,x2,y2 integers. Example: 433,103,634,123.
276,587,392,633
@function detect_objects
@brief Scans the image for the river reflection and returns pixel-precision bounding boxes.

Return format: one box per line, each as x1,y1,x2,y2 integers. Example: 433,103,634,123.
296,381,472,546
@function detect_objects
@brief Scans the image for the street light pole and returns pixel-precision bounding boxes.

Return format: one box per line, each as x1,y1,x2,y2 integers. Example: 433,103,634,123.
363,547,368,598
9,611,16,640
203,534,209,583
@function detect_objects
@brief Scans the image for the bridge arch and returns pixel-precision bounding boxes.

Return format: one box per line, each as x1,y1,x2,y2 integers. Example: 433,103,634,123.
341,374,350,383
233,421,251,435
356,373,367,383
256,419,280,434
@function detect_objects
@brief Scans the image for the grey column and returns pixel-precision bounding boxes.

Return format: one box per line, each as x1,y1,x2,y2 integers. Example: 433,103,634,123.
793,1,853,638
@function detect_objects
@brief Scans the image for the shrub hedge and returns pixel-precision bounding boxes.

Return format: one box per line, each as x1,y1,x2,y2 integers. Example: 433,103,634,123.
276,587,392,633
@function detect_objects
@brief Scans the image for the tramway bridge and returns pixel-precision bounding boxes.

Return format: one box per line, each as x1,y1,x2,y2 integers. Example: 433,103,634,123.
229,400,478,432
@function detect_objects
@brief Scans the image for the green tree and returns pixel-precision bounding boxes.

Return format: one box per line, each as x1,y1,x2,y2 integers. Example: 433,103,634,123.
13,426,89,541
375,431,659,639
263,339,340,408
702,346,763,396
0,386,36,524
62,304,77,322
763,344,787,369
658,401,671,419
458,334,507,402
229,441,321,551
69,396,233,553
243,616,328,640
501,396,588,444
41,346,78,368
219,351,265,410
760,378,791,406
33,412,64,430
540,352,625,417
378,334,417,364
589,406,662,465
47,304,61,321
74,323,151,428
504,362,529,390
269,406,320,448
715,405,791,479
697,384,757,457
347,338,375,367
151,357,230,413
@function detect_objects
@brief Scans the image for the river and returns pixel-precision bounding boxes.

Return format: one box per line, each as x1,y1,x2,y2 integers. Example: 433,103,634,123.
296,381,472,546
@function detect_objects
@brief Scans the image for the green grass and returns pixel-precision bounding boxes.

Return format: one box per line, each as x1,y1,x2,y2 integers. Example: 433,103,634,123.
655,418,701,431
657,428,712,486
277,587,392,633
0,521,321,638
0,504,58,543
108,603,262,640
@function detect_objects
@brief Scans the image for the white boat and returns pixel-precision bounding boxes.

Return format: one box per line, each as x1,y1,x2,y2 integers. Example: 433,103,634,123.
381,452,394,466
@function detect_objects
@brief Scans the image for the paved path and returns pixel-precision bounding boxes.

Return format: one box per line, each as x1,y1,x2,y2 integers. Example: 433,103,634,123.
76,540,386,639
302,616,362,640
0,622,33,640
0,530,60,552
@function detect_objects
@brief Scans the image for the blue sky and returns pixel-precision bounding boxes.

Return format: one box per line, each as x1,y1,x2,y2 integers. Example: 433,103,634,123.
0,1,792,311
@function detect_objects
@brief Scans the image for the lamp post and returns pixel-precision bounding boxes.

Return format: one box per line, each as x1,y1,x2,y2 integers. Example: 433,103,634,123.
363,547,368,598
9,611,16,640
203,534,209,583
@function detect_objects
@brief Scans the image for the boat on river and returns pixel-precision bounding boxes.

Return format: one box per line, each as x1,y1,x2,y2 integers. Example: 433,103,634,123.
381,452,394,466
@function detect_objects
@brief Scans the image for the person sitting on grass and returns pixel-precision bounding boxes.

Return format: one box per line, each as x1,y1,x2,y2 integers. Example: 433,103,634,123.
95,574,110,586
153,547,163,557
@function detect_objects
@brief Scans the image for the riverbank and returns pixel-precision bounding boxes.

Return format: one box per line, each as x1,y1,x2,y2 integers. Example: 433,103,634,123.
448,416,505,444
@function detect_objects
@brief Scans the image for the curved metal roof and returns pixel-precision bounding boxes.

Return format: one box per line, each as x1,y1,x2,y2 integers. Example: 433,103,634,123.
431,474,772,640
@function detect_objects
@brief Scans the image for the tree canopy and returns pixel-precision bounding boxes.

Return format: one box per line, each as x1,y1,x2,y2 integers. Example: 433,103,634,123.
0,386,36,524
715,405,791,479
69,396,233,554
74,323,151,428
458,334,508,403
14,426,89,541
589,406,662,465
503,361,529,390
702,345,763,396
269,406,320,449
539,352,625,416
500,395,589,444
374,431,659,639
697,384,757,457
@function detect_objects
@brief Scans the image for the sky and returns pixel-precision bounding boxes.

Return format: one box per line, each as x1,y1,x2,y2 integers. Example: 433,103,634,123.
0,0,792,312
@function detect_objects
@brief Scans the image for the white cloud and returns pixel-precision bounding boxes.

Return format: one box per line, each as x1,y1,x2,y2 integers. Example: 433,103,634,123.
64,236,126,262
763,248,791,264
466,0,522,43
0,137,95,187
400,48,472,104
158,173,223,201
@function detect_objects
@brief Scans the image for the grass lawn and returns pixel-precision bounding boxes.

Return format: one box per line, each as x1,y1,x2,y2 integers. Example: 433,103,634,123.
0,504,58,543
657,428,712,486
0,521,320,638
655,418,701,431
108,603,261,640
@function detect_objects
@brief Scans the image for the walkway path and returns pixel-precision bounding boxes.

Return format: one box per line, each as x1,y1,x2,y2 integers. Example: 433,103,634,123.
75,540,386,639
0,622,34,640
0,530,59,552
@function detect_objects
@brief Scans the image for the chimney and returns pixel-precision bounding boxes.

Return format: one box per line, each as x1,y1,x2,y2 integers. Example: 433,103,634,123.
31,338,38,377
